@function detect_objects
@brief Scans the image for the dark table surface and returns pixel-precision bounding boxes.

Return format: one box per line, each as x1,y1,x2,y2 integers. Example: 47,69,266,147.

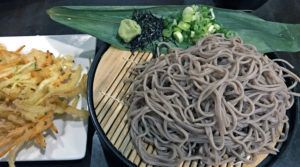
0,0,299,167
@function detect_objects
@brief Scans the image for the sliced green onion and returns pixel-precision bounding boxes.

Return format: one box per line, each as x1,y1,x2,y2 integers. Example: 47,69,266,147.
182,31,189,41
163,5,235,44
210,8,215,19
190,31,195,38
173,31,184,43
226,31,236,38
193,24,199,31
214,24,220,30
192,12,200,21
173,27,182,33
193,31,203,39
191,5,199,12
182,7,194,23
178,21,191,31
162,29,172,37
172,19,177,26
208,25,215,33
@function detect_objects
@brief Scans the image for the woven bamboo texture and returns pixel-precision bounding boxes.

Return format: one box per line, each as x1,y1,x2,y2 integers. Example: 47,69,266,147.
92,46,273,167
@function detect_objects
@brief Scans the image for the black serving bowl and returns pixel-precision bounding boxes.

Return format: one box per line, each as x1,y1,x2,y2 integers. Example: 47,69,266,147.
87,44,134,167
87,43,299,167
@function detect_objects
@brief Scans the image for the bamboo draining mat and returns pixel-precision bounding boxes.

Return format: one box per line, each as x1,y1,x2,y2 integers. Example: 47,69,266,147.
92,46,272,167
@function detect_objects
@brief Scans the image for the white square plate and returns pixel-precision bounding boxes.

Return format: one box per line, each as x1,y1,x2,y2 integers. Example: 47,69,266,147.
0,34,96,161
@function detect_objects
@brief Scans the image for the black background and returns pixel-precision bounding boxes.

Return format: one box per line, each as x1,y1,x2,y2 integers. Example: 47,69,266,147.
0,0,299,167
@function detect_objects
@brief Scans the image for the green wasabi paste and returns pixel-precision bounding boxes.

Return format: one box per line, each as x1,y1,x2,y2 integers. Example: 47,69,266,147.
118,19,141,43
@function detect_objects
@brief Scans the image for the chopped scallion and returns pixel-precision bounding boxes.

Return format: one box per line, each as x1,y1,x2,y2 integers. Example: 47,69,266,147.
173,31,183,43
162,29,172,38
178,21,190,31
162,5,235,44
226,30,237,38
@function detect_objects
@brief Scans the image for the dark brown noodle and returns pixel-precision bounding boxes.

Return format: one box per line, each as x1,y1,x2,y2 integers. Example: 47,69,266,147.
126,34,300,166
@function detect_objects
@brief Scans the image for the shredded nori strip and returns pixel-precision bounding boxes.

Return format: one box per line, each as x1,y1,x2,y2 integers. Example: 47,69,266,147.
129,10,165,55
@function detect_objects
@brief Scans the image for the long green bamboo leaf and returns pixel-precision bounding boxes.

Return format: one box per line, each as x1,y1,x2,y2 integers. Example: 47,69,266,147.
47,5,300,53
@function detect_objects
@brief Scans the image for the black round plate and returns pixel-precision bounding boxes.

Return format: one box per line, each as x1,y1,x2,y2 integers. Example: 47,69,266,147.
87,49,299,167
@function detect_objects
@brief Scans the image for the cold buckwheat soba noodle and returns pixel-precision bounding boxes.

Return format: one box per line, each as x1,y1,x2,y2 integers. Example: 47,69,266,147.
126,34,300,166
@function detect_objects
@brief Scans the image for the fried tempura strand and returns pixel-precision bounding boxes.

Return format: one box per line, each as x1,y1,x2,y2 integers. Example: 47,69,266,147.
0,111,53,157
15,45,25,53
36,133,46,149
50,124,58,134
8,141,25,167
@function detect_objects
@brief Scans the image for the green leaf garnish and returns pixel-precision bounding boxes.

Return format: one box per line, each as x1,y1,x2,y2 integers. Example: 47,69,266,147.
47,5,300,53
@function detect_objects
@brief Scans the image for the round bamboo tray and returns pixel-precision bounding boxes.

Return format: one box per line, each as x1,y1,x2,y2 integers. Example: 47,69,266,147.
87,46,298,167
